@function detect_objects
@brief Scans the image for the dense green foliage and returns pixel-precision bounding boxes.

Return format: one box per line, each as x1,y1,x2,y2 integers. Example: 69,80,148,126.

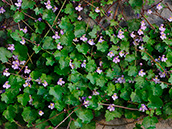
0,0,172,128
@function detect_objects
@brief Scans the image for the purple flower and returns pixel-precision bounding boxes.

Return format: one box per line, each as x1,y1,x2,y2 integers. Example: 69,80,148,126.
29,95,33,105
168,16,172,22
23,81,31,88
98,36,104,43
159,71,165,78
12,62,19,70
112,93,118,101
88,39,95,45
139,104,148,112
3,81,11,89
159,24,165,32
26,75,32,82
38,17,42,22
52,6,58,12
113,56,120,63
139,44,144,50
138,29,143,35
153,76,160,84
69,60,75,69
140,25,146,30
20,60,26,65
75,4,83,12
107,104,115,112
117,75,125,83
24,66,31,74
73,37,79,42
36,77,42,84
93,90,99,95
147,9,152,14
78,15,82,20
160,33,166,40
15,0,22,8
99,61,103,66
60,30,64,35
39,110,44,116
141,20,146,26
44,0,52,10
107,51,114,58
107,10,112,17
57,78,65,86
156,3,163,10
96,67,102,74
117,29,124,39
48,103,55,109
3,68,10,77
57,43,63,50
20,26,27,33
42,80,48,87
139,69,146,77
161,55,167,62
95,7,100,13
7,44,15,52
81,60,86,68
130,32,135,38
0,7,5,14
119,51,124,57
80,34,87,42
83,100,89,107
52,31,60,39
20,37,25,45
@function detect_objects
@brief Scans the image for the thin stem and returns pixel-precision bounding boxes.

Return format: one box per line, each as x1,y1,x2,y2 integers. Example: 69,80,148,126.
141,14,155,30
22,20,34,31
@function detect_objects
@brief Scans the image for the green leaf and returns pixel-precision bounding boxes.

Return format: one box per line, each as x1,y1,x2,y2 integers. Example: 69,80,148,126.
13,43,28,60
42,36,56,50
81,121,96,129
35,119,49,129
37,86,47,95
163,39,172,45
86,58,96,72
135,76,149,89
142,116,158,129
96,75,107,87
127,19,140,32
49,86,64,100
54,100,66,111
105,110,122,121
59,17,74,32
60,31,75,46
127,66,137,76
33,45,41,54
3,105,16,122
74,21,86,38
105,82,116,96
147,96,163,109
163,102,172,115
49,110,65,126
13,11,24,23
17,93,30,106
88,25,100,38
59,56,70,69
10,29,24,41
21,0,35,9
70,118,82,129
46,56,55,66
89,12,98,20
0,47,12,63
130,92,141,103
4,122,18,129
22,107,37,124
65,3,75,14
34,7,43,15
34,22,46,34
75,108,93,124
120,41,129,52
42,9,56,25
96,41,109,52
86,72,97,85
76,43,89,55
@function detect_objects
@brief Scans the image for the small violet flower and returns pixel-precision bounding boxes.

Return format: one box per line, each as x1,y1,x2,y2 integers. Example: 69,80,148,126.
139,104,148,112
96,67,102,74
15,0,22,8
112,93,118,101
107,104,115,112
77,15,82,20
52,31,60,39
95,7,100,13
117,29,124,39
113,56,120,63
168,16,172,22
42,80,48,87
138,29,143,35
88,39,95,45
57,43,63,50
57,78,65,86
160,32,166,40
98,36,104,43
7,44,15,52
0,7,5,14
73,37,79,42
139,69,146,77
75,4,83,12
117,75,125,83
60,30,64,35
23,81,31,88
156,3,163,10
147,9,152,14
80,34,87,42
159,24,165,32
119,51,124,57
161,55,167,62
69,60,75,69
83,100,89,107
24,66,31,74
93,90,99,95
130,32,135,38
3,81,11,89
153,76,160,84
20,26,27,33
107,51,114,58
48,103,55,109
81,60,86,68
39,110,44,116
44,0,52,10
3,68,10,77
159,71,166,78
20,37,25,45
52,6,58,12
